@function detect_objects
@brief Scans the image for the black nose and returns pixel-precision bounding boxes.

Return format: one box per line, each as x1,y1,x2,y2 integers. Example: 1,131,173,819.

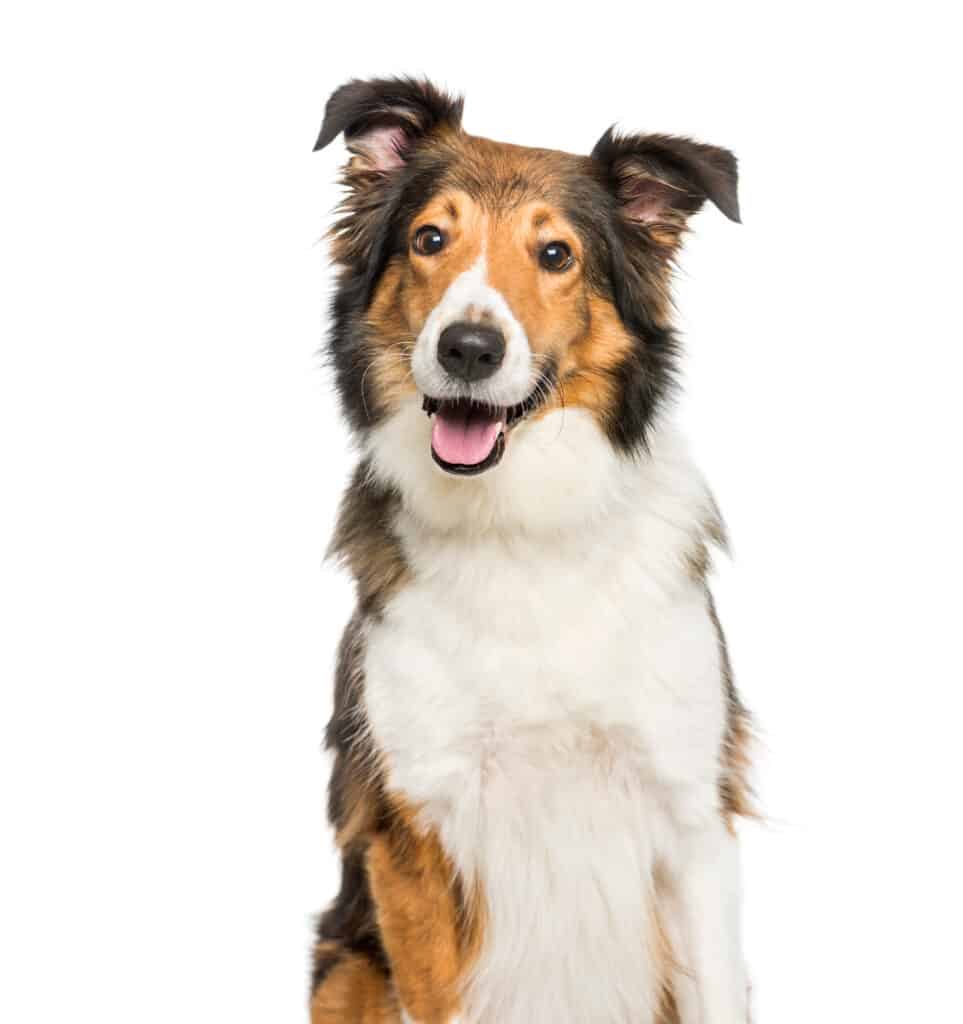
437,322,506,383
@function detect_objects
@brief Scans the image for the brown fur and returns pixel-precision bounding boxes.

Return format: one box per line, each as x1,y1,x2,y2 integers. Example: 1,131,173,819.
363,262,418,419
720,701,756,830
358,131,663,440
707,591,757,829
683,503,728,583
314,78,750,1019
651,897,684,1024
326,612,381,840
310,948,399,1023
328,463,409,617
677,516,755,831
554,293,637,427
366,183,601,410
367,798,484,1022
312,788,483,1023
316,601,483,1021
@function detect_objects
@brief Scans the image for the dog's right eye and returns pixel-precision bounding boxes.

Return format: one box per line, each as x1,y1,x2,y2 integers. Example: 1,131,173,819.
412,225,446,256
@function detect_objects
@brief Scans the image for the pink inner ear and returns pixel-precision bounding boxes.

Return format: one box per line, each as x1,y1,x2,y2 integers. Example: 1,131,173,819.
354,125,407,172
623,178,684,225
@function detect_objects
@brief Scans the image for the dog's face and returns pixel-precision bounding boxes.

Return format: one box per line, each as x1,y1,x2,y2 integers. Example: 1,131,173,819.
317,78,738,477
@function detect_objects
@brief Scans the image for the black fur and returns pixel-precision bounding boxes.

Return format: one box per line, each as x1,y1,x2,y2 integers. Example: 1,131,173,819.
312,846,389,990
556,172,682,452
314,76,463,154
310,78,745,1005
316,80,463,433
311,611,390,995
591,127,740,223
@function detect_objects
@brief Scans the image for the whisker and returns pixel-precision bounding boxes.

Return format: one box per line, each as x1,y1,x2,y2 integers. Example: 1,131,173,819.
357,350,420,422
358,362,374,423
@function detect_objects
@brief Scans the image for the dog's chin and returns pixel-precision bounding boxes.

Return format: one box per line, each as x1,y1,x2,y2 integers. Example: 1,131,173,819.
421,392,544,477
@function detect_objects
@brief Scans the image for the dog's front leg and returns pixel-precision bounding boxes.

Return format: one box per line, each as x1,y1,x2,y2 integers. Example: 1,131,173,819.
401,1015,463,1024
663,817,749,1024
366,801,481,1024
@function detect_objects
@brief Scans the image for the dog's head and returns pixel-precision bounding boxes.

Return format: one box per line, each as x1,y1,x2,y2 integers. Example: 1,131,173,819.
316,77,738,485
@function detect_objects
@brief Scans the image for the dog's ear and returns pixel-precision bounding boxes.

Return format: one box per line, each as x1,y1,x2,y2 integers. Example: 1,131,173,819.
314,76,464,171
591,128,740,234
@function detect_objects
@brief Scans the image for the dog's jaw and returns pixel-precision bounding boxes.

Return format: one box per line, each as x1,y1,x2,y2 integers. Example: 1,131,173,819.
365,398,629,535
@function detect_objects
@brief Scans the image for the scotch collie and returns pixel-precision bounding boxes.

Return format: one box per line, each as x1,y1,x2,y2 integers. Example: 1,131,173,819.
310,76,753,1024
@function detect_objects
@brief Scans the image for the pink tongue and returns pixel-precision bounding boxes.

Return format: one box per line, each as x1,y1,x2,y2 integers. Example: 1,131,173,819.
431,407,503,466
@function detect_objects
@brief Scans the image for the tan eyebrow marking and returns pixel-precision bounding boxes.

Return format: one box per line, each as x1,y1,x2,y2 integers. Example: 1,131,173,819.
445,199,459,220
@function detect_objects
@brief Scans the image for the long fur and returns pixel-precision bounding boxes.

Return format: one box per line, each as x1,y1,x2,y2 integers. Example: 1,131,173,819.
311,77,752,1024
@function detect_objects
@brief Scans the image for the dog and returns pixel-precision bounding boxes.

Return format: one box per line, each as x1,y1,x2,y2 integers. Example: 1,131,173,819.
309,77,753,1024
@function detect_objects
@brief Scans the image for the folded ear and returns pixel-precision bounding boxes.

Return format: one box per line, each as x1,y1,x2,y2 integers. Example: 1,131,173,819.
314,76,464,172
591,127,740,230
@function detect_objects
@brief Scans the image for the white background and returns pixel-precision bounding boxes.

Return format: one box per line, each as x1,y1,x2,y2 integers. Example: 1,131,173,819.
2,3,960,1021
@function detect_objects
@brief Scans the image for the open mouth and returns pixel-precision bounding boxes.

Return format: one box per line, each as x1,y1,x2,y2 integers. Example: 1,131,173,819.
422,391,545,476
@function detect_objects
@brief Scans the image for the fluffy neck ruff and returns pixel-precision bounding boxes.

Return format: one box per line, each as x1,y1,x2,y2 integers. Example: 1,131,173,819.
364,397,719,562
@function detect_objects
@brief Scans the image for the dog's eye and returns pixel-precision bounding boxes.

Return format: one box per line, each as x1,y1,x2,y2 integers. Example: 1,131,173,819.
539,241,573,272
412,225,446,256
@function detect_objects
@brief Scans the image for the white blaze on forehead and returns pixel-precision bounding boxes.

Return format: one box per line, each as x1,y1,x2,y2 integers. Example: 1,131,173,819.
410,248,534,407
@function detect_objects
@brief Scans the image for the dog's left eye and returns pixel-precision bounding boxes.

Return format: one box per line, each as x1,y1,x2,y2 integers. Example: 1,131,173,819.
412,225,446,256
539,241,573,272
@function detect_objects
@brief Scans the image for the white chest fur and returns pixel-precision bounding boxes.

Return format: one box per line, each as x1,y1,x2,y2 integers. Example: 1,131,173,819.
363,406,729,1023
